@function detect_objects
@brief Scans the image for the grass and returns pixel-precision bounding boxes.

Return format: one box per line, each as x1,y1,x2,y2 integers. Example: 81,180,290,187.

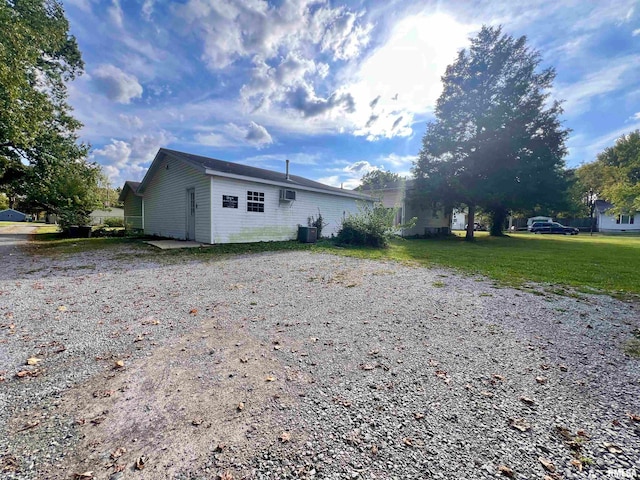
20,230,640,299
315,232,640,299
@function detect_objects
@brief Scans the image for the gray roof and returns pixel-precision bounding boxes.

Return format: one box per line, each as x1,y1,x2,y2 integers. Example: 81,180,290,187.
595,199,614,213
139,148,370,200
118,181,142,203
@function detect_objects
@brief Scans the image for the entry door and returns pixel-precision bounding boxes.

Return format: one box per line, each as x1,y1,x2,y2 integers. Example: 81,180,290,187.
186,188,196,240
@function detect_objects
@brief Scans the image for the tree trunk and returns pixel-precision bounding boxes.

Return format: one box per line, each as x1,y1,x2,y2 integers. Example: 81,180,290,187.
490,207,507,236
465,205,475,241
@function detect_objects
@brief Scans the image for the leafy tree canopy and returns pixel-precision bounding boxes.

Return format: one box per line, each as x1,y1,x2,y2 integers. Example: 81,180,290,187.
413,25,569,239
359,169,402,190
0,0,101,218
576,130,640,215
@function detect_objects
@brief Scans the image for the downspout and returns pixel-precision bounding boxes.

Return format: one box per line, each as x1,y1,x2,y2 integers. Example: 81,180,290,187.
286,159,290,180
141,198,144,230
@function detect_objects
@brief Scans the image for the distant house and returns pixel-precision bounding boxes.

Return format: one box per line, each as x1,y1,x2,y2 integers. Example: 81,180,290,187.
90,207,124,225
121,148,373,243
359,179,451,236
0,209,27,222
595,200,639,233
118,181,143,230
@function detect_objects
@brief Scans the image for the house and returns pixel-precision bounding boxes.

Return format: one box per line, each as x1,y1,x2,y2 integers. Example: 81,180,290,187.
118,181,143,230
90,207,124,225
0,209,27,222
359,179,451,236
451,209,467,230
122,148,373,243
595,200,640,233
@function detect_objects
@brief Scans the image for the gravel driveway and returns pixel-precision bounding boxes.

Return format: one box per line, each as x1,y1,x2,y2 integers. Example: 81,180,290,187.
0,236,639,480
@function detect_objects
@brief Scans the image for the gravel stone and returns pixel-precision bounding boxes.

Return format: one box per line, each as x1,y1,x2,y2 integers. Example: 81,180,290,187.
0,235,639,479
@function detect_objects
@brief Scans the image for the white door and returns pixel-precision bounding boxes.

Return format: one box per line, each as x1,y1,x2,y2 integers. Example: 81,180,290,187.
186,188,195,240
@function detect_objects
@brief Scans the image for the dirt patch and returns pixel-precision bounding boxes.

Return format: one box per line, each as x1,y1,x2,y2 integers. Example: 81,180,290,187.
8,310,310,479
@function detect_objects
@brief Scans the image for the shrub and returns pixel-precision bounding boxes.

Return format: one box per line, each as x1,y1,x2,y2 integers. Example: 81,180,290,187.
336,203,404,248
308,211,327,238
103,217,124,227
57,209,91,231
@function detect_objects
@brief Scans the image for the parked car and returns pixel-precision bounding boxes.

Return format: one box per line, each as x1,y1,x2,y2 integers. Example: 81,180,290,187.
529,221,579,235
464,222,487,231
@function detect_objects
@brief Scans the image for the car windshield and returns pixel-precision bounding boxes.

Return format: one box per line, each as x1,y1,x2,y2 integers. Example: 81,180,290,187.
552,222,563,227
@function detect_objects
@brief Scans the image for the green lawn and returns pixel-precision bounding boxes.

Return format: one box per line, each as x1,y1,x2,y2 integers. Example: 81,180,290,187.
315,232,640,299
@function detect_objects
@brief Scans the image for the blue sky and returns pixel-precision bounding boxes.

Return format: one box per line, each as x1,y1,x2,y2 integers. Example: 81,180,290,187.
63,0,640,189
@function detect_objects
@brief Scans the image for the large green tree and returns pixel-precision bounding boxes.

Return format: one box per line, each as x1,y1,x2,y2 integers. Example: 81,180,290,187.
413,26,569,239
359,169,402,190
0,0,100,218
576,130,640,215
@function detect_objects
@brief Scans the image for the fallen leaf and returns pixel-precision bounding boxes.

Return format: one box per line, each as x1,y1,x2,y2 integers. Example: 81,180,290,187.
16,369,41,378
273,345,281,350
370,444,378,455
570,459,583,471
110,447,127,460
559,364,568,372
498,465,515,477
540,364,551,370
627,412,640,422
72,472,93,479
361,364,375,371
135,456,147,470
239,357,249,363
217,472,234,480
509,418,531,432
535,376,547,384
279,432,291,442
402,437,414,447
265,375,276,382
493,374,505,381
26,357,42,366
414,412,425,420
237,402,245,412
576,429,589,437
192,419,203,426
57,306,67,312
189,309,198,315
114,360,125,369
603,442,623,454
539,457,555,472
480,391,494,398
520,396,535,406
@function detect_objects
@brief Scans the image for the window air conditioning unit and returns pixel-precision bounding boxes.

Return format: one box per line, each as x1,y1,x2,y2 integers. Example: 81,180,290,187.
279,189,296,201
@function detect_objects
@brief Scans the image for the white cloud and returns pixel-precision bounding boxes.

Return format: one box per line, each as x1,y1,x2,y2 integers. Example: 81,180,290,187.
245,121,273,146
633,28,640,36
142,0,155,21
633,112,640,120
92,131,173,184
93,64,143,104
174,0,372,70
554,57,640,117
344,11,476,140
108,0,124,28
195,122,273,148
118,114,144,129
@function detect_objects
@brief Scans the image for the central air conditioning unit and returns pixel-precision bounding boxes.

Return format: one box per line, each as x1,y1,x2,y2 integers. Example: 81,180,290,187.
279,189,296,201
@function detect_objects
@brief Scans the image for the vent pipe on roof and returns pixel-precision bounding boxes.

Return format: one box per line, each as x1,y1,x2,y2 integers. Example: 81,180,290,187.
286,159,290,180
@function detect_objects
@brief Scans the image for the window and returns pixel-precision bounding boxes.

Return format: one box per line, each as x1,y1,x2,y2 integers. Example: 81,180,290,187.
617,215,635,225
222,195,238,208
247,191,264,212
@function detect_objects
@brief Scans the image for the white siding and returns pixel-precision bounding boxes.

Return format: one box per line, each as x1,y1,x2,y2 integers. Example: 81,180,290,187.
144,156,211,242
597,211,640,233
210,176,365,243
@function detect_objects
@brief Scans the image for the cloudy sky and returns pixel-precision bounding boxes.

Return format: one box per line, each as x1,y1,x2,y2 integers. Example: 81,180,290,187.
63,0,640,189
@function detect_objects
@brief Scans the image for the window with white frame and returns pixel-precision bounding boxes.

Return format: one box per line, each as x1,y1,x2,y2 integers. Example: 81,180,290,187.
616,214,635,224
247,191,265,212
